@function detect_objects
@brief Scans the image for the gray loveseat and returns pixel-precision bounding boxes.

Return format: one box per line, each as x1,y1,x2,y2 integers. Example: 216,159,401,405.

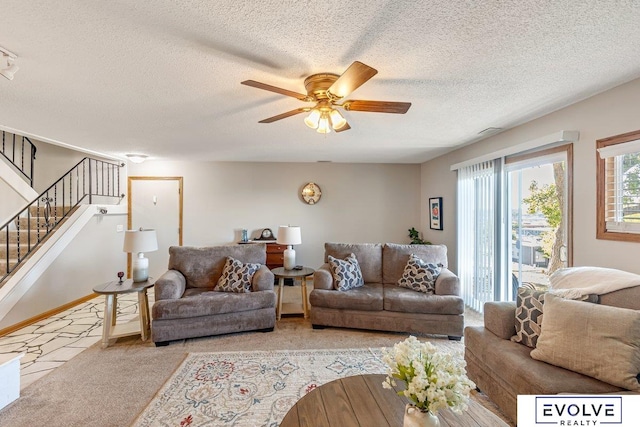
151,244,276,345
464,285,640,423
309,242,464,339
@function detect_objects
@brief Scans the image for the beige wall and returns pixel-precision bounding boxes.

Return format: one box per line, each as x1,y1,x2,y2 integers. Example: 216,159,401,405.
421,77,640,274
128,161,421,268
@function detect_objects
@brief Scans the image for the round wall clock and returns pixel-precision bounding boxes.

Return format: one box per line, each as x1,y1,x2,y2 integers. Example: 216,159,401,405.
301,182,322,205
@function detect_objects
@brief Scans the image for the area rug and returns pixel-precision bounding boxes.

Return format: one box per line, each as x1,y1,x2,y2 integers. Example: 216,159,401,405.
132,348,388,427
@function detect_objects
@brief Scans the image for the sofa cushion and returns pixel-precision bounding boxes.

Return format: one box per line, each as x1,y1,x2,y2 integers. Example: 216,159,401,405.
530,293,640,391
328,253,364,291
168,244,267,288
152,288,277,320
382,243,448,285
309,283,384,311
510,287,546,348
397,254,441,294
383,284,464,315
324,243,382,283
215,257,261,293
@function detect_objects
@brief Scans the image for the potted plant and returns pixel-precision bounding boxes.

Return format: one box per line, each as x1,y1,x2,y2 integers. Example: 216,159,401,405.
408,227,431,245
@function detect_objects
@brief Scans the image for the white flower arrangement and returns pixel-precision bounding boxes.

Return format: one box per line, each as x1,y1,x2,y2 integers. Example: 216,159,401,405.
381,335,475,414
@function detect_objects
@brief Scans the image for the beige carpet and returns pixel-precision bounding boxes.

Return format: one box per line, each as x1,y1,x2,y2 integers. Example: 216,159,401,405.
0,314,511,427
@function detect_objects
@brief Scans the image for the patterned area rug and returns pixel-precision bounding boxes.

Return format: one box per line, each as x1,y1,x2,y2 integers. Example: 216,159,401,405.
132,348,387,427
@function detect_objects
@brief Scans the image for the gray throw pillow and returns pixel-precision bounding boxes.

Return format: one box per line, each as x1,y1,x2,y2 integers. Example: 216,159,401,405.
397,254,441,294
215,256,261,293
328,253,364,291
511,287,546,348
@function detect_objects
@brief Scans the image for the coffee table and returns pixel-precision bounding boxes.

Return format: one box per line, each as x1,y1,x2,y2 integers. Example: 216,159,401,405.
280,373,510,427
271,266,314,320
92,278,154,348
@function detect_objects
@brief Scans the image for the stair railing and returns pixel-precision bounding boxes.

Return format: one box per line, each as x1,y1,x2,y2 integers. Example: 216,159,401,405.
1,131,37,188
1,157,124,282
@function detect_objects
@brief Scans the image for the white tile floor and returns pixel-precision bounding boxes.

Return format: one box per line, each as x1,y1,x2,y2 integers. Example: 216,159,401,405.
0,292,151,389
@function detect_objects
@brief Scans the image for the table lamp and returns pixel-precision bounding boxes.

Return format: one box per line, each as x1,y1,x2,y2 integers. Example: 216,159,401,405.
123,228,158,282
277,226,302,270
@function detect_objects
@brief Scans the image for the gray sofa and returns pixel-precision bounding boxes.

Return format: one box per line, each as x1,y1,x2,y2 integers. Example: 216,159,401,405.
464,285,640,423
151,244,276,345
309,242,464,339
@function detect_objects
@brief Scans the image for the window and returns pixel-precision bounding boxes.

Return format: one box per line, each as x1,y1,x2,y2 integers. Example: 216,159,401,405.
597,130,640,242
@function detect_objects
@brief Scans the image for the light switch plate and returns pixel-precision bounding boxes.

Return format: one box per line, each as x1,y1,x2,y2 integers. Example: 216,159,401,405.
116,225,124,232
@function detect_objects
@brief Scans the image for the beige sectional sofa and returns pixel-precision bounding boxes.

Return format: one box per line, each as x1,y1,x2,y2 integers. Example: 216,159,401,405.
309,242,464,339
464,285,640,423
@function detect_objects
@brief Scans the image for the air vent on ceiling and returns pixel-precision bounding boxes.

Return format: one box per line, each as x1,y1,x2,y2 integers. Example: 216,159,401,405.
478,127,503,135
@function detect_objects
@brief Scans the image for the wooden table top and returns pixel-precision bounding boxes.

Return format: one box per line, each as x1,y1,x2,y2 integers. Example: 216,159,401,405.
271,267,315,278
280,373,509,427
92,278,154,295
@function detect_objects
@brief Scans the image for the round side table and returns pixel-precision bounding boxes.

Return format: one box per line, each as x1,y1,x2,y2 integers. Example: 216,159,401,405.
271,267,314,320
93,278,154,348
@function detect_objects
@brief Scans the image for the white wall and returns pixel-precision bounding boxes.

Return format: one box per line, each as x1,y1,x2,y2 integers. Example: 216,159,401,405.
0,212,128,328
129,161,422,268
420,77,640,274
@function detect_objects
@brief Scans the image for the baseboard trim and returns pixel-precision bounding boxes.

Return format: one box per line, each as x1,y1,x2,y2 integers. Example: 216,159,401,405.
0,293,98,338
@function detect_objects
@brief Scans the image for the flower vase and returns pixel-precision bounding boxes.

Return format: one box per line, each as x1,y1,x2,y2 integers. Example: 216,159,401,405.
403,404,440,427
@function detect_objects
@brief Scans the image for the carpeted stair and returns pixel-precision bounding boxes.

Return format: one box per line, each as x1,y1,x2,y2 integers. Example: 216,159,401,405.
0,205,69,283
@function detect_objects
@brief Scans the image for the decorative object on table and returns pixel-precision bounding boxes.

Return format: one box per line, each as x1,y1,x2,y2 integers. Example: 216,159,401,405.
301,182,322,204
123,228,158,282
117,271,124,283
276,225,302,270
404,404,440,427
429,197,443,230
408,227,431,245
382,336,475,426
241,229,248,242
255,228,275,240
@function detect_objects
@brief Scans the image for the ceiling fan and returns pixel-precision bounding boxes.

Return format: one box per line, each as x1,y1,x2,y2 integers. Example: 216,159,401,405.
241,61,411,133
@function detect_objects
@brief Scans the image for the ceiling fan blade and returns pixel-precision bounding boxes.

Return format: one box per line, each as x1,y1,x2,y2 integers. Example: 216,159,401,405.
335,122,351,133
342,100,411,114
327,61,378,99
258,108,308,123
241,80,309,101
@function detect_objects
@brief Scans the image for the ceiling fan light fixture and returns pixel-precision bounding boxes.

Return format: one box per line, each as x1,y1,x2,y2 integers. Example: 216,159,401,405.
0,47,18,81
304,108,321,129
329,109,347,130
317,113,331,134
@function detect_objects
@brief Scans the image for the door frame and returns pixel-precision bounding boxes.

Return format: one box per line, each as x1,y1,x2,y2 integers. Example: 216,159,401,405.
127,176,184,277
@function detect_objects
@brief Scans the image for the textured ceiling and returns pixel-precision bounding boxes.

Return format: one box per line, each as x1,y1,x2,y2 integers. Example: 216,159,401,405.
1,1,640,164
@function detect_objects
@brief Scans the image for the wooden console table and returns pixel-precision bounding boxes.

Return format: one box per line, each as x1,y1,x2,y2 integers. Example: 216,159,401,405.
280,374,510,427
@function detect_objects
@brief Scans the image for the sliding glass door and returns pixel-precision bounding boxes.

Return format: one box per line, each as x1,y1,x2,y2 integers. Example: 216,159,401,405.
457,145,572,310
506,146,572,298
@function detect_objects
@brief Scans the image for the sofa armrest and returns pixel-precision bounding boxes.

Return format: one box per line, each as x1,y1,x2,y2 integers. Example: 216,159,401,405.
154,270,186,300
434,268,460,296
252,265,275,291
313,264,334,290
484,301,517,340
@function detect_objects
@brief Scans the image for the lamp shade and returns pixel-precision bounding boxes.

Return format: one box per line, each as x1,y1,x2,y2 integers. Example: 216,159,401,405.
276,226,301,245
123,229,158,253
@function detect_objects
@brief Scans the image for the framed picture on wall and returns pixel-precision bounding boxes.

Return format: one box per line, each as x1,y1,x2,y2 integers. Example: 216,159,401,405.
429,197,443,230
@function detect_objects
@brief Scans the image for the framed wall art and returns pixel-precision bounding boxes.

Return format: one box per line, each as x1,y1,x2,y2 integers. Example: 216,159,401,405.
429,197,443,230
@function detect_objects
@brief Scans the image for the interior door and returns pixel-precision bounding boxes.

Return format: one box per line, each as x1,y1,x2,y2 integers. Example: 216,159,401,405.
128,177,183,280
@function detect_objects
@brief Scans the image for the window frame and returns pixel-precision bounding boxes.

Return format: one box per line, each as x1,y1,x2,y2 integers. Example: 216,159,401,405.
596,129,640,242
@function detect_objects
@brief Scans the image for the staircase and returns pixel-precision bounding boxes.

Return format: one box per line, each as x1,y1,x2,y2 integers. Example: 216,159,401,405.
0,206,70,279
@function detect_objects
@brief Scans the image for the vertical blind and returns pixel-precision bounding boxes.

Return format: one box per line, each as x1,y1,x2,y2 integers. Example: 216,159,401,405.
457,160,496,312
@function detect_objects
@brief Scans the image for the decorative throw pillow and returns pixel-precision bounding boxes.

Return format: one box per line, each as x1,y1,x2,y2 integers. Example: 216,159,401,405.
530,294,640,391
397,254,441,294
215,256,261,293
328,253,364,291
511,287,546,348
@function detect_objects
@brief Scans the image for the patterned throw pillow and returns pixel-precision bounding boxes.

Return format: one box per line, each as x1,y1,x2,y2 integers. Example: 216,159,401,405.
397,254,441,294
215,256,261,293
511,287,546,348
328,253,364,291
